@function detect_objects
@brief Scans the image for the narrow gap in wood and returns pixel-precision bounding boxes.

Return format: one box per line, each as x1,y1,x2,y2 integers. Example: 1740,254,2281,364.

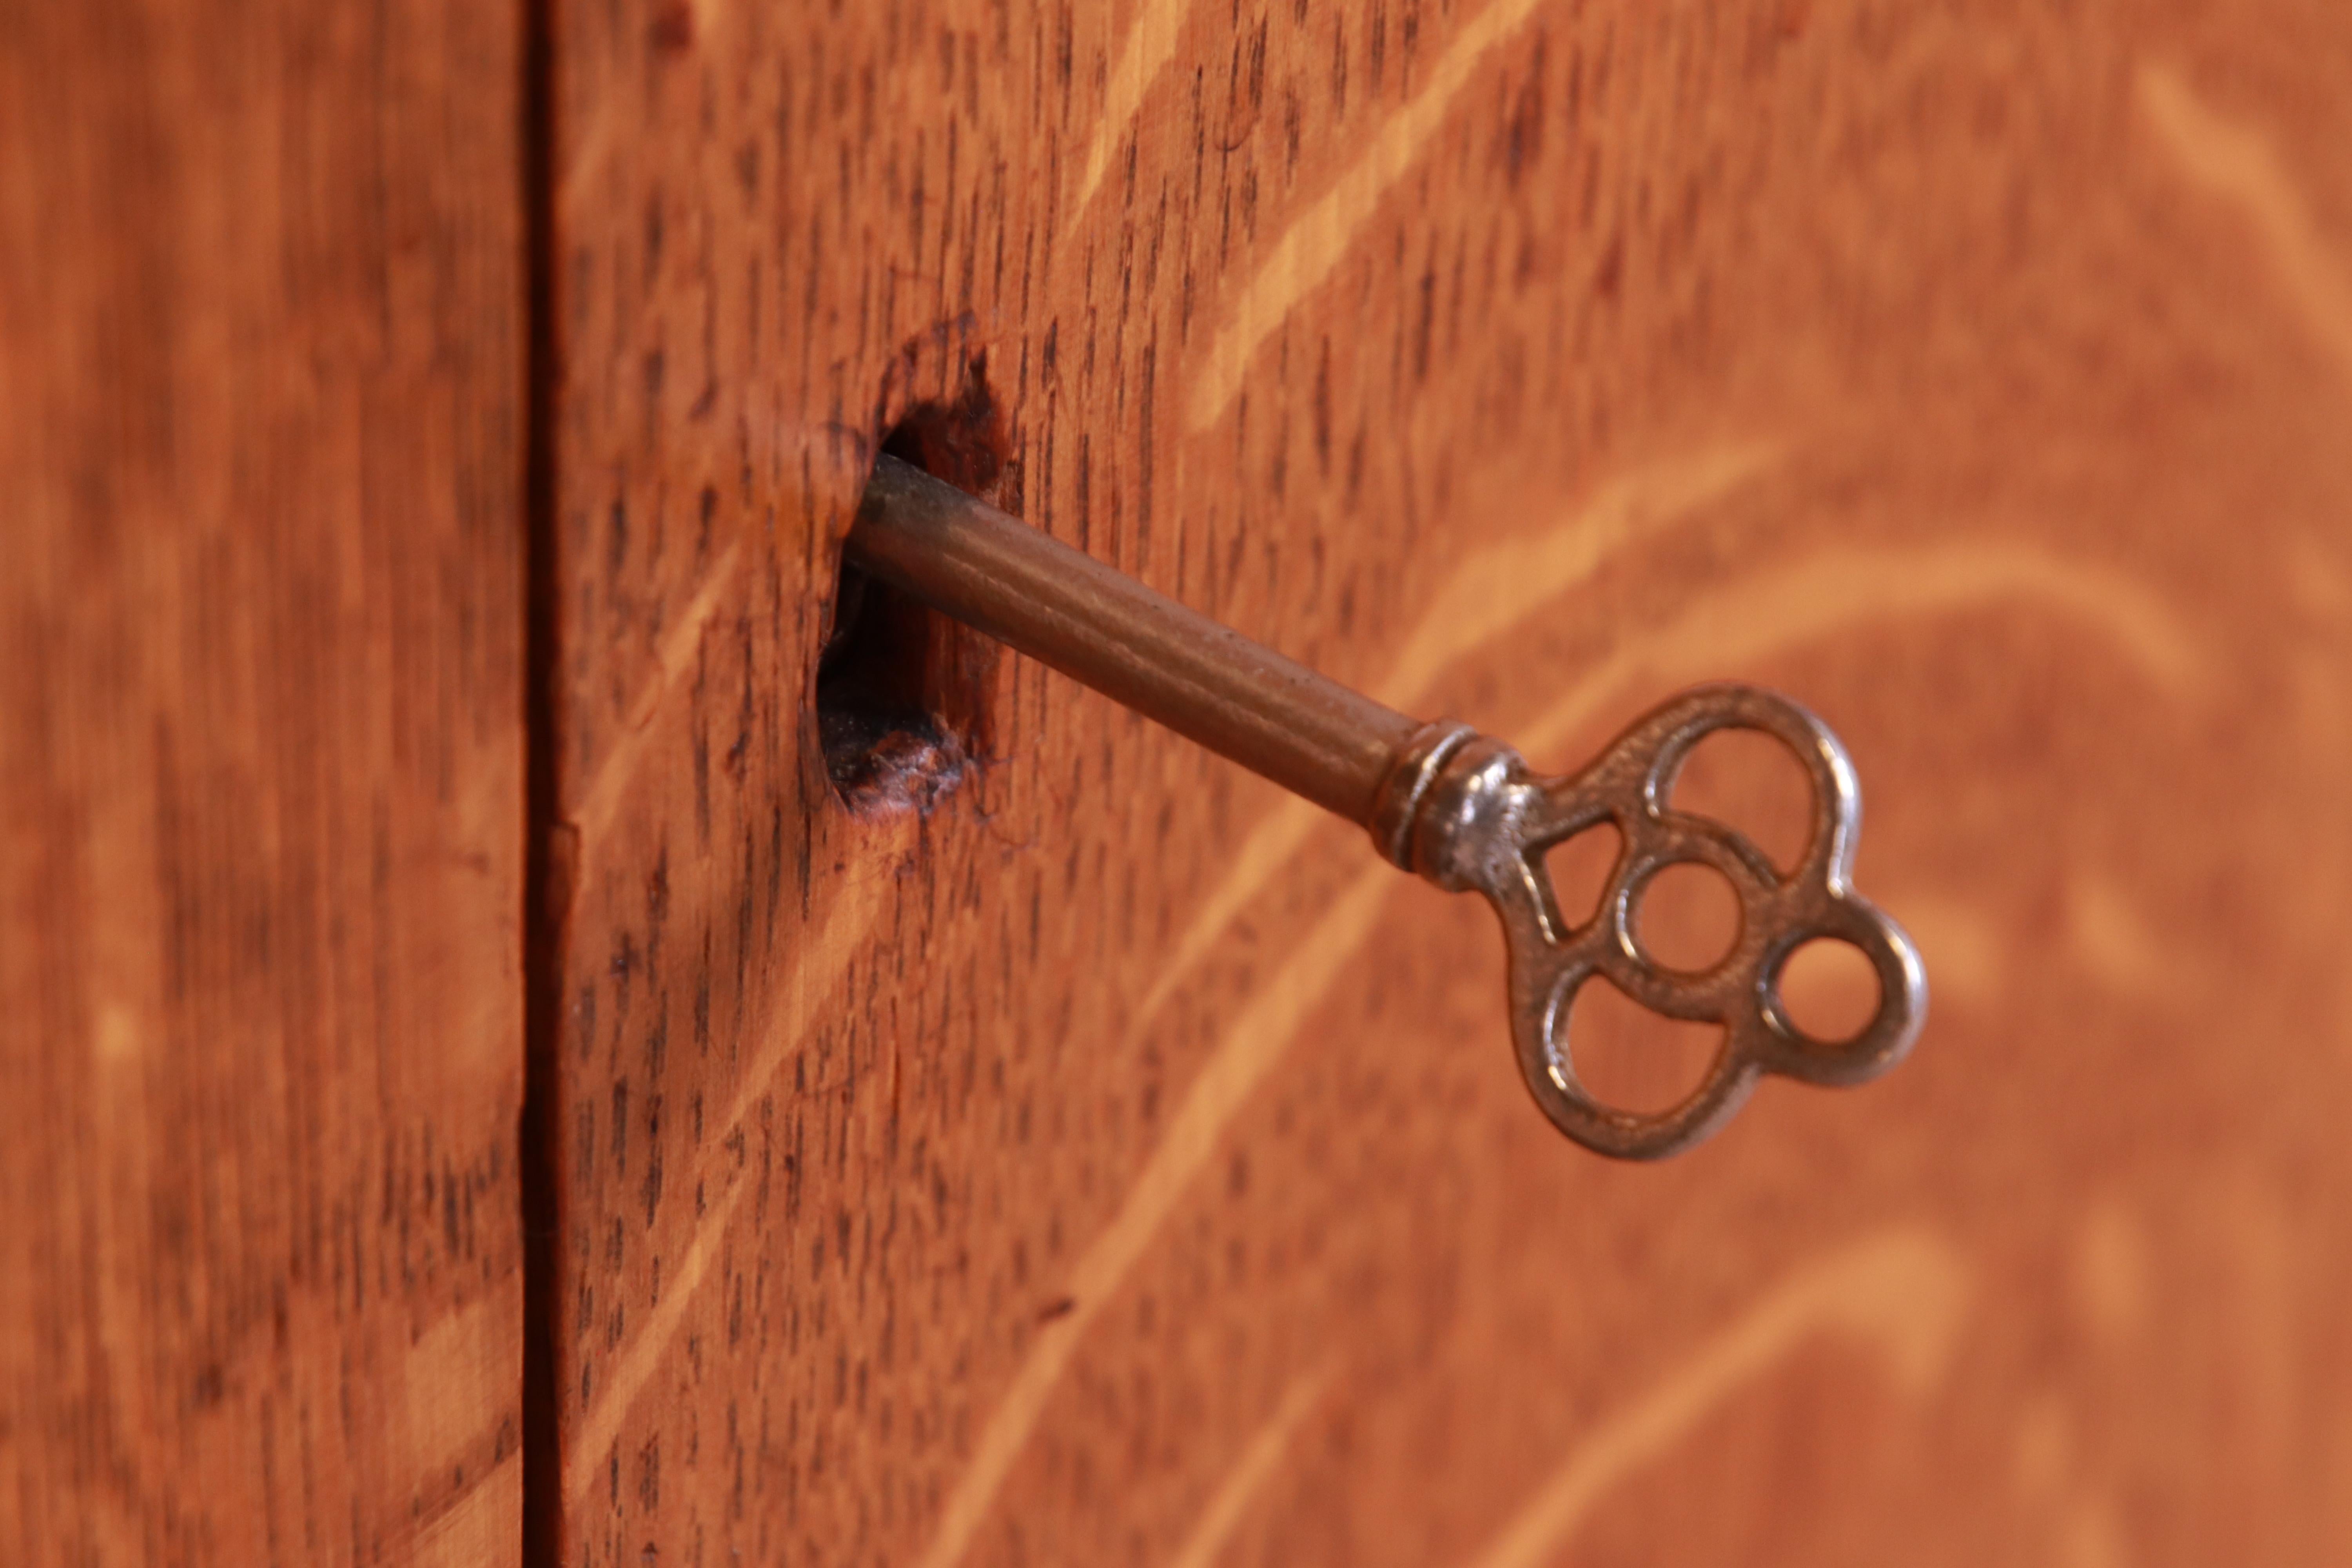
518,0,562,1558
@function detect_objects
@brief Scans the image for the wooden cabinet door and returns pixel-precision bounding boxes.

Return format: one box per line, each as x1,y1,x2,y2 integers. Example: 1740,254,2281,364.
2,4,526,1563
541,2,2352,1565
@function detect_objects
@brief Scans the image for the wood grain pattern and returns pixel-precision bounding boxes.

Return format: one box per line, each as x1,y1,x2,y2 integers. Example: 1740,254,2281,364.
0,3,527,1562
544,0,2352,1563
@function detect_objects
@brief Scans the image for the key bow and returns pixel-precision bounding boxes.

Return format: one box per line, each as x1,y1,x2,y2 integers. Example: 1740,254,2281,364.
1372,684,1926,1160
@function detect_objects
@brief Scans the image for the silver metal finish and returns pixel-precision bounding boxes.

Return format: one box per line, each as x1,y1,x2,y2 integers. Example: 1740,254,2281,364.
847,456,1926,1160
1368,685,1925,1159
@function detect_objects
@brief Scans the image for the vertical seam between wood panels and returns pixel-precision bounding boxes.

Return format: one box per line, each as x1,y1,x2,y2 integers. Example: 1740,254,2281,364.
519,0,561,1557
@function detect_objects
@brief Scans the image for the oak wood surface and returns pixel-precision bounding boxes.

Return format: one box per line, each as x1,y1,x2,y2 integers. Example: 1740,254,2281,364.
0,3,528,1562
544,0,2352,1563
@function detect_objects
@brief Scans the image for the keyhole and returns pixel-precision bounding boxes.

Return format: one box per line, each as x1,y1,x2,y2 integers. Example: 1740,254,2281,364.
817,356,1012,815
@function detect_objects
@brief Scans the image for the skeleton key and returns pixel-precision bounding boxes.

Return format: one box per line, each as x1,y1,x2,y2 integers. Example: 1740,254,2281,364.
845,454,1926,1160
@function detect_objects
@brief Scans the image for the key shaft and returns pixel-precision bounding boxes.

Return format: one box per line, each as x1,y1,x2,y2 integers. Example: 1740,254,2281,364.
848,455,1420,825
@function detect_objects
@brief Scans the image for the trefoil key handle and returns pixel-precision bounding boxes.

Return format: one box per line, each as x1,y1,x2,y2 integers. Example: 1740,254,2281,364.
844,454,1926,1160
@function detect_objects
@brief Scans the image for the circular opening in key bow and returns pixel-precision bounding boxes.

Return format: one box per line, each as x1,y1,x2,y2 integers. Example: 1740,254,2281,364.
1773,937,1883,1043
1560,974,1726,1116
1631,860,1742,972
1664,726,1817,874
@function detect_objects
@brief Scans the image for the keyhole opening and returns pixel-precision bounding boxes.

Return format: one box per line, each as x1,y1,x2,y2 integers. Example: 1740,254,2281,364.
818,357,1013,815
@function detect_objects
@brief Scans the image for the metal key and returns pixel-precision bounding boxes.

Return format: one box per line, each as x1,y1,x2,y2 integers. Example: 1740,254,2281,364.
845,455,1926,1160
